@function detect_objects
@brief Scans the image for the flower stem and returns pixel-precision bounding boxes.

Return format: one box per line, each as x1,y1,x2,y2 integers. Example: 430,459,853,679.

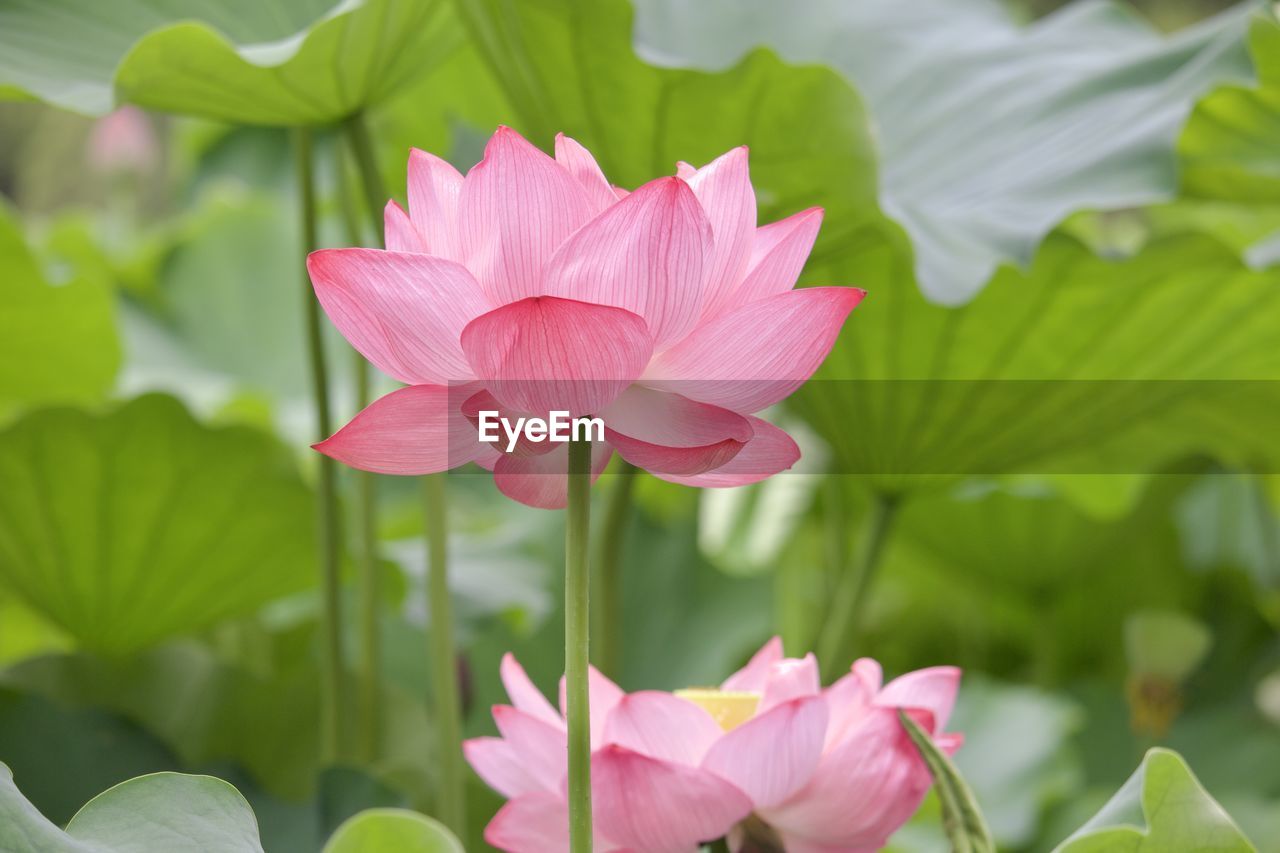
335,133,383,763
592,461,635,680
566,436,594,853
293,126,345,761
817,491,898,682
424,473,465,835
344,111,466,832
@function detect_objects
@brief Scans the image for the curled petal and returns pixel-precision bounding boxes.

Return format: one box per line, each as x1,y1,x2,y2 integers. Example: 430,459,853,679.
591,745,753,852
645,286,865,413
458,126,594,304
682,147,756,318
308,248,490,385
655,417,800,488
384,200,426,253
461,296,652,419
500,653,563,728
722,636,784,693
542,176,712,348
702,695,828,809
312,384,487,475
603,386,751,475
493,441,614,510
407,147,463,258
555,133,618,214
876,666,962,732
602,691,724,766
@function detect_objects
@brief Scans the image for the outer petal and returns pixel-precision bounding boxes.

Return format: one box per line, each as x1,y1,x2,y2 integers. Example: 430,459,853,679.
493,440,615,510
721,636,784,693
645,287,865,413
542,176,712,349
875,666,961,732
592,745,753,852
458,127,594,304
461,296,653,419
500,653,564,727
312,384,487,475
602,386,751,476
762,707,934,850
655,417,799,488
484,790,569,853
464,737,544,799
682,148,755,319
822,668,876,750
758,653,821,715
724,207,823,311
485,791,625,853
493,705,568,793
406,148,463,259
384,200,426,253
308,248,490,385
555,133,618,214
602,691,724,766
559,664,627,749
702,695,827,809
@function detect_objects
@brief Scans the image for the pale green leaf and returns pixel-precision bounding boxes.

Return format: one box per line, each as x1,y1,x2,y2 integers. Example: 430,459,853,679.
0,763,264,853
0,0,458,124
1054,748,1256,852
632,0,1256,302
0,394,317,655
0,204,119,418
323,808,464,853
1181,16,1280,203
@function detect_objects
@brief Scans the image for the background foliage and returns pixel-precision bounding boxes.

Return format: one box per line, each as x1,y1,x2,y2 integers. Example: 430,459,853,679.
1,0,1278,850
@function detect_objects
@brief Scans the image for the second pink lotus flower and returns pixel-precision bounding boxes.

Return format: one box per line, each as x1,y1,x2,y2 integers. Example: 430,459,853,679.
309,127,864,507
466,638,962,852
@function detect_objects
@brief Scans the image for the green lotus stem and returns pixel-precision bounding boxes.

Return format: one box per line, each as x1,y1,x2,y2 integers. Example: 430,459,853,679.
423,473,465,834
344,111,466,832
817,491,898,682
593,460,635,679
566,436,594,853
335,143,383,762
293,126,345,761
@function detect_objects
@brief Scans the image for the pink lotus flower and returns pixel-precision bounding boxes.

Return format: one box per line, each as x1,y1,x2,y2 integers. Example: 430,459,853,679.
308,127,863,508
465,638,962,851
87,106,157,175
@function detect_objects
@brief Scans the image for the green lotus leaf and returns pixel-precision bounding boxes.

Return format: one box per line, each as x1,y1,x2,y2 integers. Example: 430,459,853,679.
323,808,464,853
0,203,119,419
0,0,459,124
0,394,317,655
1,763,264,852
1053,747,1256,852
631,0,1256,302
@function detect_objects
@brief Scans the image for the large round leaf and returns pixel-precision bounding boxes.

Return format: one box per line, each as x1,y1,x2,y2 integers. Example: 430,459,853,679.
0,204,119,418
0,0,458,124
632,0,1256,303
0,394,317,655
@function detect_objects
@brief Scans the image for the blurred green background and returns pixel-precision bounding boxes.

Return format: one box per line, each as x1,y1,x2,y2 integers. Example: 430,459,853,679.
2,0,1280,850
